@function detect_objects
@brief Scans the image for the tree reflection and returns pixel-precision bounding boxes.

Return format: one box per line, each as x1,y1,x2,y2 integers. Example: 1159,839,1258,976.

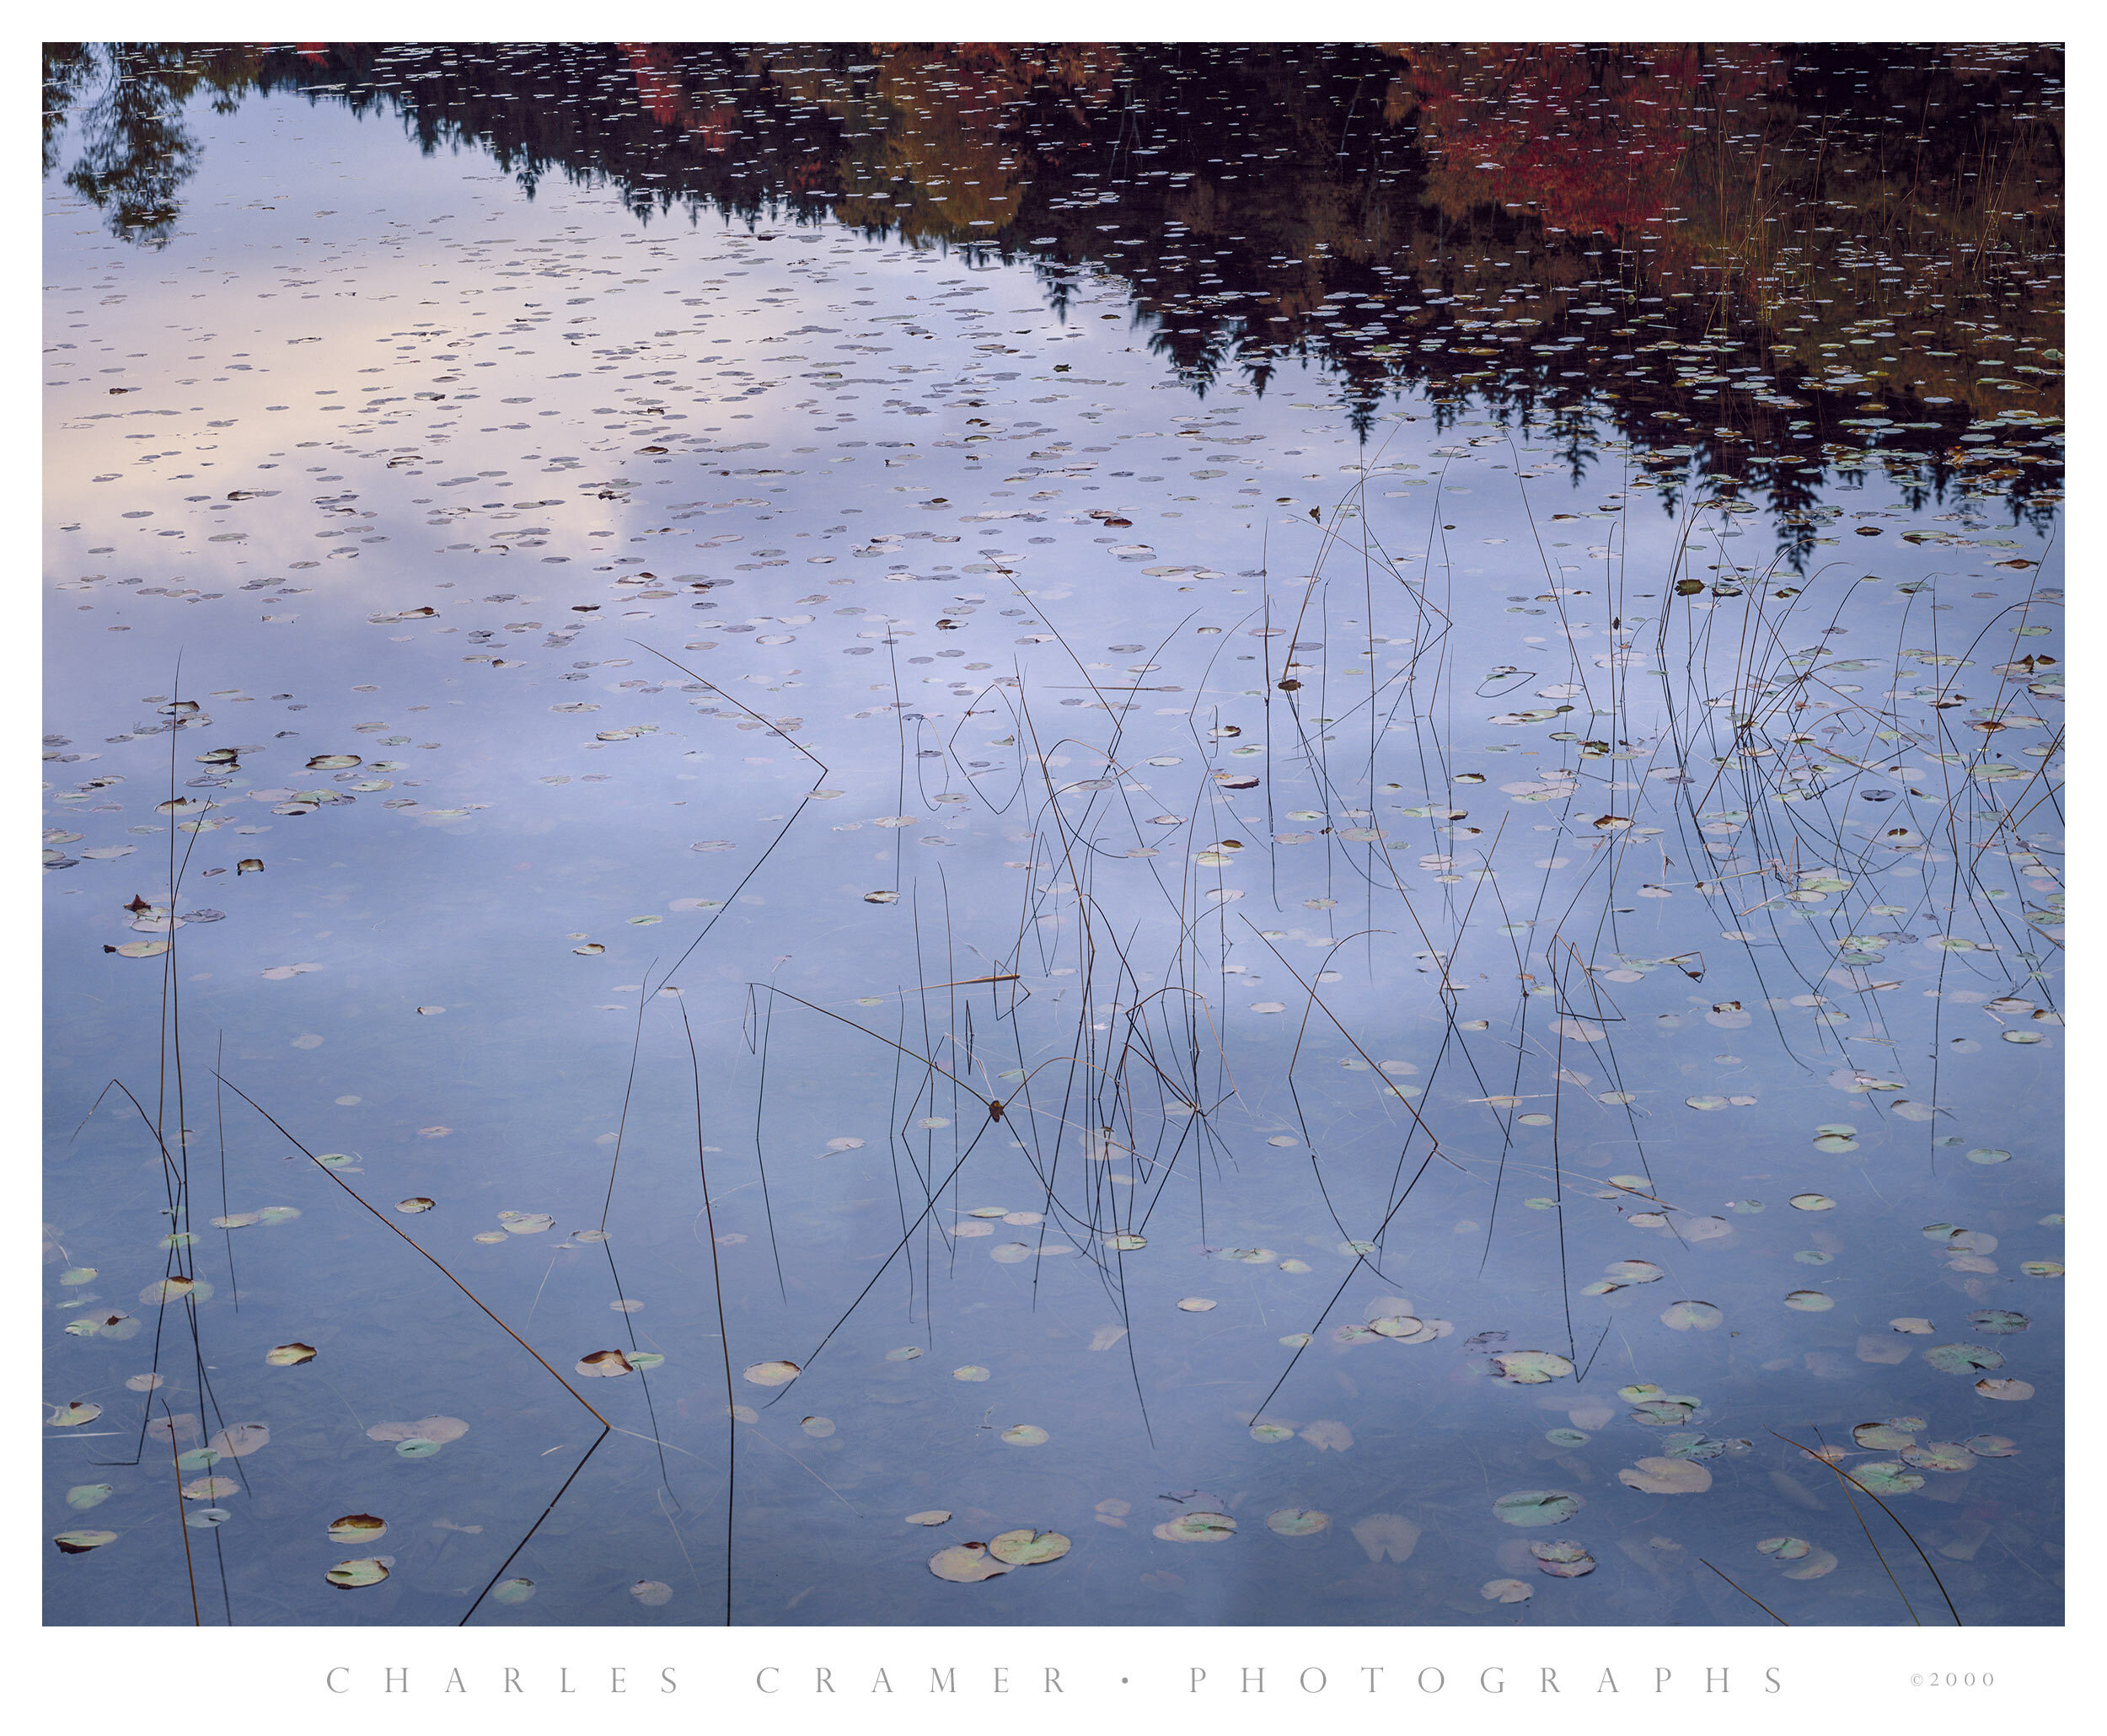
44,39,2061,528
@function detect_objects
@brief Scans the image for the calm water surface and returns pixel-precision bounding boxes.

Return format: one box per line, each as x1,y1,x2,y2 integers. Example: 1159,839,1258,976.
43,43,2063,1626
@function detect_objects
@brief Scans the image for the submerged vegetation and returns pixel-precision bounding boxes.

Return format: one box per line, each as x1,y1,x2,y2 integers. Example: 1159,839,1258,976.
45,41,2061,1627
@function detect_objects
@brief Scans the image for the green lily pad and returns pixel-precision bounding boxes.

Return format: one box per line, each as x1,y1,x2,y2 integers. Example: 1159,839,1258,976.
65,1484,113,1511
1266,1508,1330,1536
1968,1310,2029,1335
53,1530,119,1554
1900,1441,1977,1474
1852,1461,1926,1496
989,1528,1071,1566
1493,1489,1582,1527
265,1342,316,1366
324,1557,389,1589
1783,1289,1833,1311
1000,1424,1049,1447
1530,1540,1596,1577
491,1578,536,1605
1491,1349,1574,1384
1852,1420,1922,1451
742,1359,800,1386
1924,1342,2003,1374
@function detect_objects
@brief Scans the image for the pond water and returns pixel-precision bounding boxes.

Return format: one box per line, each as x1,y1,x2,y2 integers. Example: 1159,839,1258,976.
43,42,2062,1628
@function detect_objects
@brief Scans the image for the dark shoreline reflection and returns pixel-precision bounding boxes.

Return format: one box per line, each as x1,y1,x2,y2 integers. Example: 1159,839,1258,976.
45,40,2062,540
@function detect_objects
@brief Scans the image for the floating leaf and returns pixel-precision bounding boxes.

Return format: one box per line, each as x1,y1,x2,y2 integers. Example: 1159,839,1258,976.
1853,1461,1926,1496
1531,1540,1596,1578
800,1416,836,1439
930,1543,1011,1582
631,1580,673,1606
1925,1343,2002,1375
324,1558,389,1589
1300,1419,1354,1451
952,1365,990,1383
50,1401,101,1428
365,1416,467,1444
1757,1536,1813,1560
491,1578,536,1605
1965,1435,2019,1459
1783,1290,1833,1312
1660,1299,1723,1331
1266,1508,1329,1536
53,1531,119,1555
395,1198,435,1214
1492,1349,1574,1385
1176,1296,1217,1312
576,1349,634,1377
1967,1310,2029,1335
265,1342,316,1367
329,1514,387,1544
742,1360,800,1387
989,1528,1071,1566
1493,1489,1582,1527
208,1422,270,1458
65,1485,113,1512
1154,1511,1236,1542
1788,1193,1836,1212
1975,1378,2035,1401
1618,1457,1713,1495
1481,1578,1533,1603
1350,1514,1419,1562
1000,1424,1048,1447
905,1510,953,1526
1900,1441,1977,1474
180,1476,239,1501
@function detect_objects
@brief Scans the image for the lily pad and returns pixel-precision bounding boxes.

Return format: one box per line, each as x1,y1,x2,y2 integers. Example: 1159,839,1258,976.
1967,1310,2029,1335
905,1510,953,1526
1530,1540,1596,1577
930,1542,1012,1582
1783,1290,1833,1311
1493,1489,1582,1527
264,1342,316,1366
491,1578,536,1605
1660,1300,1723,1331
576,1349,635,1377
366,1416,467,1444
1000,1424,1049,1447
1924,1343,2002,1374
1153,1511,1236,1542
1266,1508,1330,1536
324,1558,389,1589
989,1528,1071,1566
742,1360,800,1386
328,1514,388,1544
1853,1461,1926,1496
1618,1457,1712,1495
1481,1577,1533,1603
53,1530,119,1554
1491,1349,1574,1385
